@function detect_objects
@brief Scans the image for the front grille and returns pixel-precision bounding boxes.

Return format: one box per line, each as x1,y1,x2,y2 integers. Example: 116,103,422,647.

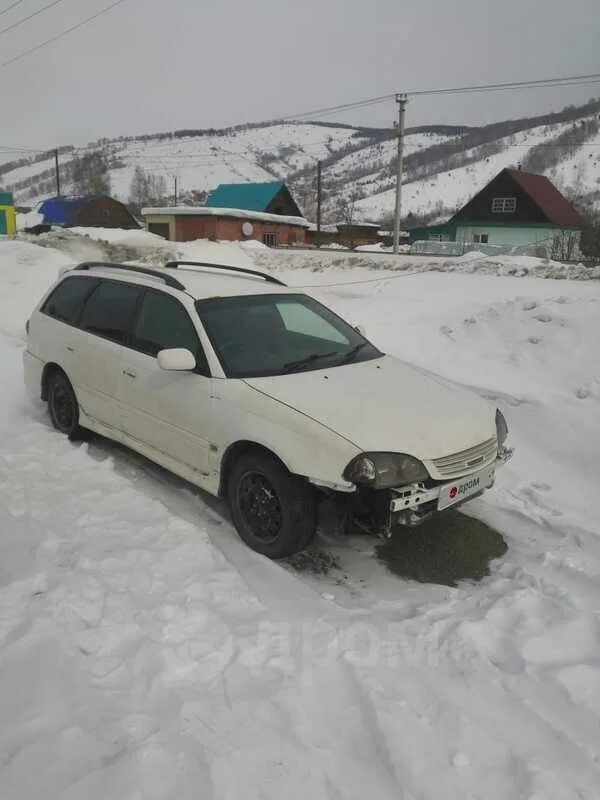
432,437,498,478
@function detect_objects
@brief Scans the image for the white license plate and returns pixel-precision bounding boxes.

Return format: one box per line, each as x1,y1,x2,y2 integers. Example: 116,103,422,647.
438,466,495,511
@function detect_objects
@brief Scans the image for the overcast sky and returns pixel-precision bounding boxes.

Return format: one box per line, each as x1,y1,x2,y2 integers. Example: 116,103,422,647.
2,0,599,151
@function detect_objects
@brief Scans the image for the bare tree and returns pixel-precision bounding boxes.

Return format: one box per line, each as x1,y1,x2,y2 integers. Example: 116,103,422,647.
71,151,111,195
129,166,167,213
337,195,357,226
551,230,580,261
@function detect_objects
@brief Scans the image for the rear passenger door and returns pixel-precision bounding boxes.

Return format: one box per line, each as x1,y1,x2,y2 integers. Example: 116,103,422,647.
117,289,213,476
73,279,142,433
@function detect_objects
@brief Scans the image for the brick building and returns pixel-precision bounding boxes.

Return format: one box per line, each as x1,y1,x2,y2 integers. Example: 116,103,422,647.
141,206,309,246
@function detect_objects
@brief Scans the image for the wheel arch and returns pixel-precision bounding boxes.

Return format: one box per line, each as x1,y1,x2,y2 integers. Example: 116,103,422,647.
218,440,293,498
40,362,69,401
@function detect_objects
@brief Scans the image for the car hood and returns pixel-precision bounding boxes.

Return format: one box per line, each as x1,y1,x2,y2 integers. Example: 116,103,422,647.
244,355,496,460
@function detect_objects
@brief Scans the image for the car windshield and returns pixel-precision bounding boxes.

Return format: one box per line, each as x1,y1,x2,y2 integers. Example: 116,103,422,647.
196,293,382,378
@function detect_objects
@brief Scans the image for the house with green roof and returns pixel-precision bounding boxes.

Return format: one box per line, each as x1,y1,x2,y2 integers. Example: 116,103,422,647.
204,181,303,217
142,181,307,246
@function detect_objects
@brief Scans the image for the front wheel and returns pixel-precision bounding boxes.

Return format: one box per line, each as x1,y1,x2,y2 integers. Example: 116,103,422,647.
227,451,316,558
47,372,84,439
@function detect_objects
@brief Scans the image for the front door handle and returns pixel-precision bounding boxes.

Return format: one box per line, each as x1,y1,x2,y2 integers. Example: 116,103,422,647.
66,345,74,352
122,369,137,379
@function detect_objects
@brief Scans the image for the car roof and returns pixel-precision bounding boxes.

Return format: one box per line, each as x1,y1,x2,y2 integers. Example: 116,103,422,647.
61,262,295,301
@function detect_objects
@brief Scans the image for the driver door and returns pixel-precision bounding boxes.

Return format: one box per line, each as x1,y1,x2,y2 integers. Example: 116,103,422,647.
118,288,213,476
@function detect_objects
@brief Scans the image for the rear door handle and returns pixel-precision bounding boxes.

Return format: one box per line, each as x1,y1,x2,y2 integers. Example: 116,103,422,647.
66,345,74,352
122,369,137,379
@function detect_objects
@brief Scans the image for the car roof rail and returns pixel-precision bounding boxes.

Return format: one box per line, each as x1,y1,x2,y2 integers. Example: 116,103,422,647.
72,262,186,290
164,260,287,286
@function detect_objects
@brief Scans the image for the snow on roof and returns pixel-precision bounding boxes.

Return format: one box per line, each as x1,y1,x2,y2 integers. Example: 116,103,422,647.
141,206,310,228
336,221,381,229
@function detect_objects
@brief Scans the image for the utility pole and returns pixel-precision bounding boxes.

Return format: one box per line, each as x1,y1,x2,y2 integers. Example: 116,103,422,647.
392,93,408,254
174,176,178,205
54,148,61,197
316,160,322,248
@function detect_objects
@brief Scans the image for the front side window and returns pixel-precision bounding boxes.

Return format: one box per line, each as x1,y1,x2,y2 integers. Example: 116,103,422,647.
491,197,516,213
41,276,99,325
131,290,205,367
196,293,381,378
79,280,142,344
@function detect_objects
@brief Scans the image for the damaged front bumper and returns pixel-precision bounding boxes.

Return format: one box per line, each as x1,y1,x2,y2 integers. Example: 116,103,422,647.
343,448,513,537
389,447,513,530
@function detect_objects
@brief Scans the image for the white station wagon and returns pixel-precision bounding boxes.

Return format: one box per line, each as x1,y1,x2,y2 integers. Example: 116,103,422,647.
24,261,512,558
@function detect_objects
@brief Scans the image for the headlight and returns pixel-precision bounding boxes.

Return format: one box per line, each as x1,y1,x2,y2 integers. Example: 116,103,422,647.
343,452,429,489
496,409,508,445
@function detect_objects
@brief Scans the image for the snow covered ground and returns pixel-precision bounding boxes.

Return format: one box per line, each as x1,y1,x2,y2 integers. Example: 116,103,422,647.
1,236,600,799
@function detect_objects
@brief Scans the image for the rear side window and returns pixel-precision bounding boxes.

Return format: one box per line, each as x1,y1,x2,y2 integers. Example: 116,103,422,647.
131,291,209,374
41,276,99,325
79,280,142,344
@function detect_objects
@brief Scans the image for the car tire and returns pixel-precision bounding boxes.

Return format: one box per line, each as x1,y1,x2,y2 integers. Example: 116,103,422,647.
227,451,316,558
47,371,84,440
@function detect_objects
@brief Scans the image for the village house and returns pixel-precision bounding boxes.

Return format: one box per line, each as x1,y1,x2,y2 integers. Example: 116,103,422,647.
142,181,309,246
409,168,586,257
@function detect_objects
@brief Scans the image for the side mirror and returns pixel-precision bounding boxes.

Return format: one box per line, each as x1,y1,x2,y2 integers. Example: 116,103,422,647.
157,348,196,371
354,324,366,337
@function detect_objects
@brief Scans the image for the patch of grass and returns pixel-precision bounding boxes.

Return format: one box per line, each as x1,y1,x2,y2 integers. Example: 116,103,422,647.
375,510,507,587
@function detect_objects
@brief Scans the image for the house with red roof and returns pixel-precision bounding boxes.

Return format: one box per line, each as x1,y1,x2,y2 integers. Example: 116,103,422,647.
409,168,586,258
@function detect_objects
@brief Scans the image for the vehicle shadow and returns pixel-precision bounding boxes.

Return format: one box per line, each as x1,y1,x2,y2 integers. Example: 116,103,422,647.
375,510,508,587
83,431,229,521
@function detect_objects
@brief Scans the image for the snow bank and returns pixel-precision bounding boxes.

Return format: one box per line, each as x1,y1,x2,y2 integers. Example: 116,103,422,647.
69,226,172,249
15,209,44,230
253,247,600,281
0,240,73,340
176,238,256,269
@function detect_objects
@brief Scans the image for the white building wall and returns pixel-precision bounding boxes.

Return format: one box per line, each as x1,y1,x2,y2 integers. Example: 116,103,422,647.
455,225,581,257
456,225,559,246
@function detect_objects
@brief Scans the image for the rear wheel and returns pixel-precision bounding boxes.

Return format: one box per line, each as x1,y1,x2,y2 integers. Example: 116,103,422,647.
47,372,83,439
227,451,316,558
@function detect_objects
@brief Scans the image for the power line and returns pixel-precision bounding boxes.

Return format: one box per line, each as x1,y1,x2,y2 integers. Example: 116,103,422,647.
0,0,130,69
0,0,26,17
0,144,48,153
280,72,600,122
0,0,70,36
409,73,600,97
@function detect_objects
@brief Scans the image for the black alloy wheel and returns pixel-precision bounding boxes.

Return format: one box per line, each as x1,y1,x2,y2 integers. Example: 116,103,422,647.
237,470,284,543
48,373,82,438
227,451,316,558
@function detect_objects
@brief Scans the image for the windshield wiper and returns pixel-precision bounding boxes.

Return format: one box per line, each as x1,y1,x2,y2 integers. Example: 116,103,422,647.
341,342,369,364
282,351,339,373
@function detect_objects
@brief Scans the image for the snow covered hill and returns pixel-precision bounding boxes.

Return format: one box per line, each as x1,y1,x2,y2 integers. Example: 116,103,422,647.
1,235,600,798
2,97,600,225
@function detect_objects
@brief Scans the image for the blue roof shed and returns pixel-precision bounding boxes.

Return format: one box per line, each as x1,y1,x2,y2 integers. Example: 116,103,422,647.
39,197,90,225
37,195,139,229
